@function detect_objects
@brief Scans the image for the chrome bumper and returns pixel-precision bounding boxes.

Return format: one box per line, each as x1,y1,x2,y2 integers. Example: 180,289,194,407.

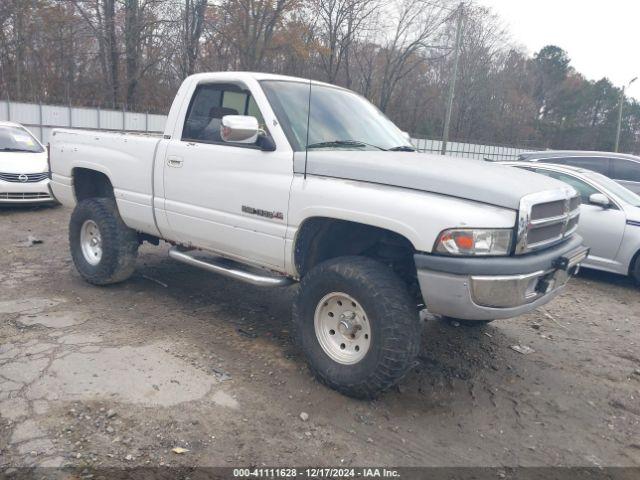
415,238,588,321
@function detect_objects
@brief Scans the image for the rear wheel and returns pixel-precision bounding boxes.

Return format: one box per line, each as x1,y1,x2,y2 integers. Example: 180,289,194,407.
292,256,421,399
69,198,139,285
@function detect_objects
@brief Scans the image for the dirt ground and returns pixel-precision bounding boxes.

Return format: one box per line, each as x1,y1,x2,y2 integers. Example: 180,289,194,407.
1,204,639,470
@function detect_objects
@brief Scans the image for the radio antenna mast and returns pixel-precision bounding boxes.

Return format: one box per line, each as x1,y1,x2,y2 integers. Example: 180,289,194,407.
304,78,312,179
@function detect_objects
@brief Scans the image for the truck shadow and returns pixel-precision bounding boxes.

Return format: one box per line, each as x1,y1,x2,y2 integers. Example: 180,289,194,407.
0,203,60,215
133,247,504,410
396,317,509,406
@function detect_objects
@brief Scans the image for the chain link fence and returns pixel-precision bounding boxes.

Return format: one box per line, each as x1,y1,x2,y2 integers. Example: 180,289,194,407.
411,137,541,161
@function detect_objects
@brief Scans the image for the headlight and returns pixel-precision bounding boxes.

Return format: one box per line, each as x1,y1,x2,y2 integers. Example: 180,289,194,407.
434,228,513,256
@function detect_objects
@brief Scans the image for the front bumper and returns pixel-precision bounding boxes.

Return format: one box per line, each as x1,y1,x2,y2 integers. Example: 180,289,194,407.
0,179,54,203
415,235,588,321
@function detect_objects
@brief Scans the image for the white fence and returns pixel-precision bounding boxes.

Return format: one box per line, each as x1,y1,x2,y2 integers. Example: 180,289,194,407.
0,100,167,144
1,100,536,160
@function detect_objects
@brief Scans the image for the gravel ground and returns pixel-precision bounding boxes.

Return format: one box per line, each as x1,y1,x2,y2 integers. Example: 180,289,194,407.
1,204,639,470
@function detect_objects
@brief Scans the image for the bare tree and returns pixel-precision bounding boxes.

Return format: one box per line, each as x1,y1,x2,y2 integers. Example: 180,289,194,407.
123,0,169,108
213,0,296,70
1,0,638,154
72,0,120,106
377,0,450,112
179,0,207,78
124,0,141,106
312,0,379,83
451,4,508,141
269,11,319,77
14,1,26,100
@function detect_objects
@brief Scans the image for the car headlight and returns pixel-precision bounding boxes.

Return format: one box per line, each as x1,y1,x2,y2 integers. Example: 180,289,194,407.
434,228,513,256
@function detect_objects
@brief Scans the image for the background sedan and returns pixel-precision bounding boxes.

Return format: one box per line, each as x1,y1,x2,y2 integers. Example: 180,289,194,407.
503,161,640,284
517,150,640,194
0,121,53,204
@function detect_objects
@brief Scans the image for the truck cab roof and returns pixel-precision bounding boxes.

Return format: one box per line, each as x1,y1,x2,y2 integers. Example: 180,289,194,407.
186,71,341,89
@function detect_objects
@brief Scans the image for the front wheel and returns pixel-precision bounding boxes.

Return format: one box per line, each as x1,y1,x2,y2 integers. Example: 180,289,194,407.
69,198,139,285
292,256,422,399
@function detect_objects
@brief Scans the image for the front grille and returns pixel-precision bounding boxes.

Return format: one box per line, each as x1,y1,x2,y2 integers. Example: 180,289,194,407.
516,188,581,254
569,196,580,211
566,214,579,232
0,172,49,183
527,222,565,245
531,200,565,219
0,192,52,200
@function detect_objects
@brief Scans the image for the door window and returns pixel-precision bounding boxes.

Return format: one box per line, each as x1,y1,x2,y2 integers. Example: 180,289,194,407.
611,158,640,182
222,90,247,115
533,169,600,204
555,157,611,175
182,83,266,145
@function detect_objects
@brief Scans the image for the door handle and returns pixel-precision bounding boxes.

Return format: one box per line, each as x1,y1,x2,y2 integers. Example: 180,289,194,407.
167,156,183,168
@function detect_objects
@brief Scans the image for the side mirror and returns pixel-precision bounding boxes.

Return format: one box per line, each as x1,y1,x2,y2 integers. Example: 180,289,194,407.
220,115,259,144
589,193,610,208
257,134,276,152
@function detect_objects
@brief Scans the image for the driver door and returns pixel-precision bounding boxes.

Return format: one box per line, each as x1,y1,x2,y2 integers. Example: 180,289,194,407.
161,82,292,270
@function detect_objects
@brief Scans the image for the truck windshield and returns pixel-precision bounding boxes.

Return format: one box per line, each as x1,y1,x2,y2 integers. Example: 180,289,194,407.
260,80,413,152
0,125,44,153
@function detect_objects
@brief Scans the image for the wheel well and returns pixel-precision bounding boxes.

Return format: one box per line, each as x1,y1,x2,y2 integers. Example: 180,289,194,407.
294,217,419,295
73,168,114,201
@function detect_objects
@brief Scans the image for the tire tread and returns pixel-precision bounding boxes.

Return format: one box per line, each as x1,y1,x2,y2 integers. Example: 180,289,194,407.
69,198,138,285
292,256,421,399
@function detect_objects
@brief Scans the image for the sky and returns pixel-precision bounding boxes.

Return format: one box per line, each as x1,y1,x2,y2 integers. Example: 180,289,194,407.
476,0,640,100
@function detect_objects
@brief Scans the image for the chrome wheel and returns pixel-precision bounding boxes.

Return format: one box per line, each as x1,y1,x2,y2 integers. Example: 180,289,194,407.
80,219,102,266
314,292,371,365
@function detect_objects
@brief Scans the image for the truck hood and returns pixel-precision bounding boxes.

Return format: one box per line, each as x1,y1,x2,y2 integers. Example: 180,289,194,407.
296,151,571,209
0,151,48,174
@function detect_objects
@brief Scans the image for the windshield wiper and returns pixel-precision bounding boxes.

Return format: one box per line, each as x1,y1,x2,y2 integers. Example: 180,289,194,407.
387,145,416,152
306,140,385,150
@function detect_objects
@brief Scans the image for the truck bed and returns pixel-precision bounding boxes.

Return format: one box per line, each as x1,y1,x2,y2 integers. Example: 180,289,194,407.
49,129,163,236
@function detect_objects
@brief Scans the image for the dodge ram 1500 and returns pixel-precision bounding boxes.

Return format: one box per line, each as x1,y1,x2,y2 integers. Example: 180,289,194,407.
49,72,588,398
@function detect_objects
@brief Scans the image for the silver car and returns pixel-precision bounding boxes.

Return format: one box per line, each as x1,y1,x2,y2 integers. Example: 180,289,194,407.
502,162,640,284
516,150,640,195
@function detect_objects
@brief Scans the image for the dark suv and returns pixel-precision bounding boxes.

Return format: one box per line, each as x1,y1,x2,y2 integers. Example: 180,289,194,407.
517,151,640,194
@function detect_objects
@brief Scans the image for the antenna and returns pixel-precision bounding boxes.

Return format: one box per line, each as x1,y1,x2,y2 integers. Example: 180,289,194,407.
304,78,312,179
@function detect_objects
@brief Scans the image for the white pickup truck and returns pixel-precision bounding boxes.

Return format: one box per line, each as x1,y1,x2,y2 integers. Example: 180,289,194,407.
49,72,588,398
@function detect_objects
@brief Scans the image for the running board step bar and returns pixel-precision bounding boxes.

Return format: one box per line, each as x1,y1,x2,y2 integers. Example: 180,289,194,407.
168,247,294,287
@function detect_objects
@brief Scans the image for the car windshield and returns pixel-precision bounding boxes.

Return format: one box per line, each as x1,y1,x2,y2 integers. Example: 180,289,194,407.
260,80,413,152
0,125,44,153
582,170,640,207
